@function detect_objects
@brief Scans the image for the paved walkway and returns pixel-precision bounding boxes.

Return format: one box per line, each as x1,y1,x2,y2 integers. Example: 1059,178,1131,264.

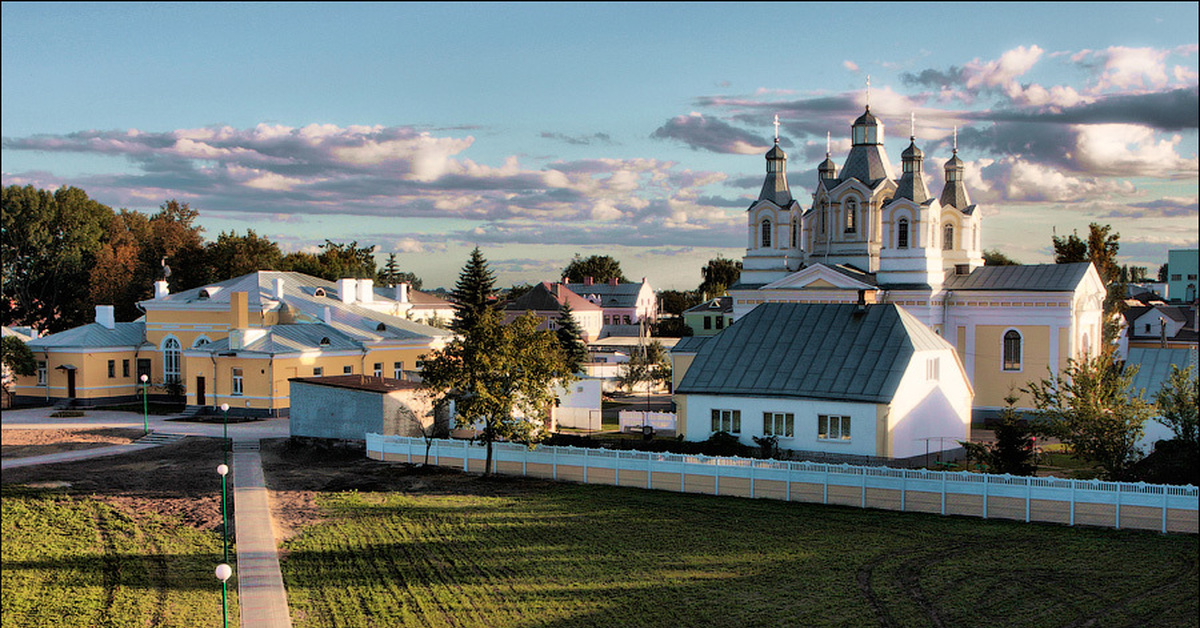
1,441,163,470
232,440,293,628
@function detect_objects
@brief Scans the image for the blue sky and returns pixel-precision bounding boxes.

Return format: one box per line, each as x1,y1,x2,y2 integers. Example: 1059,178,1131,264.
3,2,1197,290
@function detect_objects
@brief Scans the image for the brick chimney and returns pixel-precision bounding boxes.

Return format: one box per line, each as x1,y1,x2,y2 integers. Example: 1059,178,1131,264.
608,277,619,286
584,276,594,286
230,292,249,329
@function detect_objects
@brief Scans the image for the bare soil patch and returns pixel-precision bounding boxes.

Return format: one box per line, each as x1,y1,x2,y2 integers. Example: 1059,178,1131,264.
1,427,145,459
1,437,227,531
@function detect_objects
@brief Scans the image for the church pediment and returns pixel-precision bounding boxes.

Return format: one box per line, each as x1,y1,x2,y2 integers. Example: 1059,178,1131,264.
761,264,877,290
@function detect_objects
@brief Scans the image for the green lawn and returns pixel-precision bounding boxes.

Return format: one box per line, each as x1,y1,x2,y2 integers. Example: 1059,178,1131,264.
279,478,1199,628
1,485,235,628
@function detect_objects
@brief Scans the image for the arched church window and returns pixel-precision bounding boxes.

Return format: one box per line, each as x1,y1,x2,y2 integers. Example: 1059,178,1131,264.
163,337,181,384
897,218,909,249
1003,330,1022,371
761,219,772,248
943,224,954,250
791,218,798,248
845,199,857,233
820,201,828,234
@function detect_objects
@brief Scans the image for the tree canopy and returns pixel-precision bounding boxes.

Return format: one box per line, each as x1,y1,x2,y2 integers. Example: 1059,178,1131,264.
982,249,1020,266
699,256,742,298
451,247,500,334
618,340,672,393
1,336,37,395
563,254,627,284
1024,352,1153,481
1053,223,1125,345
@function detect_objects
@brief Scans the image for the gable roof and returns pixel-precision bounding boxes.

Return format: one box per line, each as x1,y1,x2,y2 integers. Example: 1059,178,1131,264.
944,263,1093,292
684,297,732,315
677,303,953,403
1126,347,1196,399
505,282,600,313
27,322,147,349
563,280,648,309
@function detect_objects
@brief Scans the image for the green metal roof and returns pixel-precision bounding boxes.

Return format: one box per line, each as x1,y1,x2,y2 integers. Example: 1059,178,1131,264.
676,303,952,403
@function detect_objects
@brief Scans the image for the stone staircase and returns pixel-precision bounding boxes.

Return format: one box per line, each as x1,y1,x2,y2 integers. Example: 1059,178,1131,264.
134,432,188,446
232,439,261,452
177,405,206,419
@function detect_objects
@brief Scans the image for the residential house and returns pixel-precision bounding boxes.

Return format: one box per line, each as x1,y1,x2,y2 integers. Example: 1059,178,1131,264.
503,282,603,342
683,297,733,336
564,277,658,338
673,302,973,461
1167,249,1198,303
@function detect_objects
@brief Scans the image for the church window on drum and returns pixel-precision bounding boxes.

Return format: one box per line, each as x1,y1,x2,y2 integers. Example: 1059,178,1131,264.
943,224,954,250
897,218,909,249
845,199,857,233
761,219,772,248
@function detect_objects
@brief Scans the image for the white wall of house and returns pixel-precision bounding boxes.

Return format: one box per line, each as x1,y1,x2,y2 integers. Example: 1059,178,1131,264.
886,348,973,459
553,376,603,430
681,393,881,457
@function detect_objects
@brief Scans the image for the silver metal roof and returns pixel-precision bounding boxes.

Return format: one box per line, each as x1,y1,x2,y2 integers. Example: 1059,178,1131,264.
943,263,1093,292
676,303,952,403
1126,347,1196,398
28,322,148,349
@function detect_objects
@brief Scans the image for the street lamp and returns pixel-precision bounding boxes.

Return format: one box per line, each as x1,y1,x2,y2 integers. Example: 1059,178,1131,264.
220,403,230,459
140,374,149,435
215,562,232,628
217,463,230,564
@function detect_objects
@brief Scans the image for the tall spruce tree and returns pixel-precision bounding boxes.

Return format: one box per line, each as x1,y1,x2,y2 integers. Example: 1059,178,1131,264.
451,247,499,334
555,301,589,373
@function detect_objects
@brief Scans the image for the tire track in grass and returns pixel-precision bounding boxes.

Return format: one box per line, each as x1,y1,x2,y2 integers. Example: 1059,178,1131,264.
1062,548,1198,628
94,501,121,623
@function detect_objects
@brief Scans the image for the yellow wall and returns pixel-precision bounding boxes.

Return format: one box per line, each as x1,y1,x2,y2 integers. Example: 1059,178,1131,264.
972,325,1051,408
13,349,144,401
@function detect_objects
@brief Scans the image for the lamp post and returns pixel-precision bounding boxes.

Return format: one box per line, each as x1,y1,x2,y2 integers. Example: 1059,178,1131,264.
140,374,149,435
217,463,229,564
215,562,232,628
220,402,230,461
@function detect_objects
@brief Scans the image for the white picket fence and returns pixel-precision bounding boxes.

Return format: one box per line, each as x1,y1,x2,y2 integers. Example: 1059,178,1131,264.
366,434,1199,534
617,410,677,433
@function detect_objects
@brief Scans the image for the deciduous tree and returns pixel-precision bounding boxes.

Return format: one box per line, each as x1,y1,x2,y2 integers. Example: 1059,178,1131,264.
982,249,1020,266
1,335,37,395
1155,365,1198,448
618,340,671,393
699,256,742,298
1024,352,1154,481
563,254,627,284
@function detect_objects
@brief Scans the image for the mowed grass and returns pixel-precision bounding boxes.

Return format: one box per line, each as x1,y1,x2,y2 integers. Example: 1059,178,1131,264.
1,485,235,628
279,479,1199,628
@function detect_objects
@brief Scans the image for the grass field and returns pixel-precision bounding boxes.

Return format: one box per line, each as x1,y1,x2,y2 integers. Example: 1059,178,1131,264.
278,476,1199,628
1,485,236,628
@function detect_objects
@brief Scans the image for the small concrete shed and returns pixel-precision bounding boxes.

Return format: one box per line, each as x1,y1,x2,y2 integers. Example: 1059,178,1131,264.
289,375,444,441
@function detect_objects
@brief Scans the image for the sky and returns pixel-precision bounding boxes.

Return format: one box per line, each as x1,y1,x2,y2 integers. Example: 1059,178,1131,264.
2,2,1197,291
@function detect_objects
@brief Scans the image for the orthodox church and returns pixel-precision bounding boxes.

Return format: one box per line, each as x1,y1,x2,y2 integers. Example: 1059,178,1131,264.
727,107,1106,413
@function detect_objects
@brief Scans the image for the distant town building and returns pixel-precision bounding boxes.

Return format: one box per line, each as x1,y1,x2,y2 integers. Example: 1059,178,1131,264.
564,276,658,338
1167,249,1199,304
683,297,733,336
503,282,603,342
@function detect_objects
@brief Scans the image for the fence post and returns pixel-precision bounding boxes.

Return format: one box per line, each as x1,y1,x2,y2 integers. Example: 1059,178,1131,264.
941,469,947,516
861,468,867,509
583,447,589,484
900,469,907,512
786,462,792,502
750,461,756,498
463,439,469,472
1115,483,1121,530
681,456,686,493
714,458,720,496
553,446,558,481
1025,477,1031,523
823,465,829,505
522,445,528,477
1161,486,1168,534
1069,479,1076,526
615,452,621,487
983,474,990,519
646,455,652,489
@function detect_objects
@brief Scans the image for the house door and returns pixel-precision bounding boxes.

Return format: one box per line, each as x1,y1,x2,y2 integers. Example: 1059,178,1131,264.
196,376,206,406
66,370,76,398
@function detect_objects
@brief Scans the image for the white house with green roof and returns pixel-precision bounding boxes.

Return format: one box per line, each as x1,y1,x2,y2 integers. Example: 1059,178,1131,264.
673,302,972,461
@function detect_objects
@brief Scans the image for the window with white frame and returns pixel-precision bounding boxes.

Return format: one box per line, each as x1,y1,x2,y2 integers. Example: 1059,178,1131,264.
343,365,353,375
232,367,244,396
373,362,383,377
393,361,404,379
711,409,741,434
163,337,181,384
818,415,851,440
313,366,323,376
763,412,794,438
37,360,47,385
1003,330,1022,371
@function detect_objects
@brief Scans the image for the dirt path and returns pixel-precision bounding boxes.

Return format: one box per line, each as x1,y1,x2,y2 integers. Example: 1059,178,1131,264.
1,427,145,459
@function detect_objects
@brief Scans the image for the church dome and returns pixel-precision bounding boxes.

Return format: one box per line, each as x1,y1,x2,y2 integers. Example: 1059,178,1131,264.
765,143,787,161
944,151,964,169
853,106,879,127
901,140,923,159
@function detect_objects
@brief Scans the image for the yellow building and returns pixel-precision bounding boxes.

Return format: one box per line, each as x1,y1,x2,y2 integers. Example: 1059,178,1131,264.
12,271,452,416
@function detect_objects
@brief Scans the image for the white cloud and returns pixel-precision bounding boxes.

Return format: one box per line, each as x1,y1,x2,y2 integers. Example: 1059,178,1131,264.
843,60,859,72
1072,124,1199,176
